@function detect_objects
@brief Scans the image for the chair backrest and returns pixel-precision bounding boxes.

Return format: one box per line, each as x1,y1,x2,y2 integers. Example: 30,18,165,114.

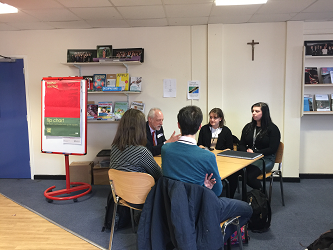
108,169,155,205
275,142,284,164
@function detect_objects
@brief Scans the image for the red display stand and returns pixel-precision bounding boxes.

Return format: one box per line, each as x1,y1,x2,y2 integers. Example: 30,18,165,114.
44,155,91,202
41,77,90,202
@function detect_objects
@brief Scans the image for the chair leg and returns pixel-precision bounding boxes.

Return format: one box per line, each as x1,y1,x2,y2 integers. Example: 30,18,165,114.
237,175,240,194
235,220,244,250
130,208,136,233
268,174,274,204
109,203,118,250
279,171,285,206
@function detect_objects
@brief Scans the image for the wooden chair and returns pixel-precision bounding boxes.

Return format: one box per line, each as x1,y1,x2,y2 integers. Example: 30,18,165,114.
221,216,244,250
108,169,155,250
257,142,285,206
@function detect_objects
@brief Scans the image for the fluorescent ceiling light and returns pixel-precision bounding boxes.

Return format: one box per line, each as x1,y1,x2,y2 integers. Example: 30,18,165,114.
215,0,267,6
0,2,18,14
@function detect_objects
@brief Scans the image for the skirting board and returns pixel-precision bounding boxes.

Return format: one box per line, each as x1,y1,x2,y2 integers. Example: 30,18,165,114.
299,174,333,179
34,175,66,180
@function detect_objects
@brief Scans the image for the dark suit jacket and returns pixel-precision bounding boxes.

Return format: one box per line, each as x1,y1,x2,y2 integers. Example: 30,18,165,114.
146,121,166,156
137,177,224,250
197,124,233,150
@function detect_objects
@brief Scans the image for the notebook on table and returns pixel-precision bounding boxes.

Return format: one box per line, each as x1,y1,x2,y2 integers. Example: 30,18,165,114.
217,150,262,160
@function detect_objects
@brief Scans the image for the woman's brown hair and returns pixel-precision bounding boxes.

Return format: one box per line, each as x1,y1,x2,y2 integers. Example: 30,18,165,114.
112,109,147,151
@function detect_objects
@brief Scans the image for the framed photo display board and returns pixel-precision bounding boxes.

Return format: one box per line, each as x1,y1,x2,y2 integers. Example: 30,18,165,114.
112,48,144,62
304,40,333,56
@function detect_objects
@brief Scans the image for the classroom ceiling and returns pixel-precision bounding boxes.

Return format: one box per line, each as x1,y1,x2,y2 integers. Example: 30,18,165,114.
0,0,332,31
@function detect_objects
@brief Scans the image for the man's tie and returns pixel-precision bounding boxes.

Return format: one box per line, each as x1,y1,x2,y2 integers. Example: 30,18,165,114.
152,131,156,146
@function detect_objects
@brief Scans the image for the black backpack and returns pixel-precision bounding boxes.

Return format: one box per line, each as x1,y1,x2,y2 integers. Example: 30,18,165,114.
305,229,333,250
246,189,271,233
101,190,130,232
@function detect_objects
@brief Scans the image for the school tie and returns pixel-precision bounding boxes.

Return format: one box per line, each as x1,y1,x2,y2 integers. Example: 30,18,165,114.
152,131,156,146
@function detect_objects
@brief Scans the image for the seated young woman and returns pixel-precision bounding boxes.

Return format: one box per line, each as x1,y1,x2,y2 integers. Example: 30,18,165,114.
197,108,233,150
109,108,162,229
227,102,281,198
110,108,162,181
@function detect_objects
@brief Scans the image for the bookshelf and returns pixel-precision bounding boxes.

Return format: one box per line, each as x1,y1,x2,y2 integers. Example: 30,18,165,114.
301,47,333,116
63,61,142,123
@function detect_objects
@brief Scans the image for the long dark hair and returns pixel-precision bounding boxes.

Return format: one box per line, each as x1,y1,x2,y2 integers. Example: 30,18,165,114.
209,108,225,128
249,102,272,136
112,109,147,151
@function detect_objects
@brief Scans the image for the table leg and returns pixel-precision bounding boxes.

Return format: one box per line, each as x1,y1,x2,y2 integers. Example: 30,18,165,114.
241,167,247,202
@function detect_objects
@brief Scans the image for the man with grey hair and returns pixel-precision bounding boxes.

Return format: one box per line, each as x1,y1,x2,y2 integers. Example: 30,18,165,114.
146,108,180,156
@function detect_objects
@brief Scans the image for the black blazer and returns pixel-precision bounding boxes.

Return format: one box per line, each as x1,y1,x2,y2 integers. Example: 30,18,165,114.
146,121,166,156
197,124,233,150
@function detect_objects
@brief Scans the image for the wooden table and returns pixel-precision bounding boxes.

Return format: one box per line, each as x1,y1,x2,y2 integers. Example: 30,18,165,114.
154,149,264,201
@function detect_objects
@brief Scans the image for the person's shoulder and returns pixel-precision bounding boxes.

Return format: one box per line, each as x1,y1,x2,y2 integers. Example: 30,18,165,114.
222,125,231,132
268,122,280,131
201,123,210,129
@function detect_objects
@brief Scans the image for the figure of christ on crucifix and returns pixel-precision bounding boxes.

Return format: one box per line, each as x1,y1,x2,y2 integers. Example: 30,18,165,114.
247,40,259,61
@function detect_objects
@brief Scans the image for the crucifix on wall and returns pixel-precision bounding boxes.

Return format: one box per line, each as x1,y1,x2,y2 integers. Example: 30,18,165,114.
247,40,259,61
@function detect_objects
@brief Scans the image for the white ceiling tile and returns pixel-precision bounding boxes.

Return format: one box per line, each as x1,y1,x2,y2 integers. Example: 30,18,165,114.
110,0,162,7
163,0,213,4
165,4,212,18
302,0,333,13
85,19,130,28
9,22,55,30
168,17,209,26
291,12,333,21
127,18,168,27
249,13,295,23
257,0,315,14
209,15,252,24
0,11,39,23
210,5,261,16
57,0,112,8
23,8,80,22
48,20,92,29
70,7,122,19
0,23,19,31
3,0,64,9
117,6,165,19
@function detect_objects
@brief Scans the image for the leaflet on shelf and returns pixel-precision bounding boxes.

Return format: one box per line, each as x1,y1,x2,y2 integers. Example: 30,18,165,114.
130,77,142,92
116,73,129,91
102,87,122,91
314,94,330,111
114,101,128,120
130,101,145,113
98,102,113,120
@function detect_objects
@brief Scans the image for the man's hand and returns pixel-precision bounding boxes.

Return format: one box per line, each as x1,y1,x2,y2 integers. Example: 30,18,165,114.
165,131,181,143
204,173,216,190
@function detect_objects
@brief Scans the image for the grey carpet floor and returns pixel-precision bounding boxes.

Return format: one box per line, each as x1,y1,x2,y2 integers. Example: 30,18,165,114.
0,178,332,250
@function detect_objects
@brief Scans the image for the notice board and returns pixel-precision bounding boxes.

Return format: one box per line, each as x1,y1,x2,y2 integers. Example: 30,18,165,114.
41,77,87,155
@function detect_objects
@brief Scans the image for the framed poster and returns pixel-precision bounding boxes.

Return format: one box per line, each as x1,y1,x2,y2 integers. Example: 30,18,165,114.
41,77,87,155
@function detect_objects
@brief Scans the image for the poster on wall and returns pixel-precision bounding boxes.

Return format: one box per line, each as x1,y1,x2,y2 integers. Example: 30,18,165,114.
187,80,200,100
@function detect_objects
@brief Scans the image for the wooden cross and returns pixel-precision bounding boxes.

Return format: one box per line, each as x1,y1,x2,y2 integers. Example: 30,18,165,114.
247,40,259,61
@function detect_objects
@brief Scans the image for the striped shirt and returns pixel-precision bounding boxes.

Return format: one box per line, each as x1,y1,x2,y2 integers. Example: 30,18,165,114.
109,144,162,181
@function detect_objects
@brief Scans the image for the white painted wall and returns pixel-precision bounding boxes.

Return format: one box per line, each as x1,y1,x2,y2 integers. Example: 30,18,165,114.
0,21,332,177
301,21,333,174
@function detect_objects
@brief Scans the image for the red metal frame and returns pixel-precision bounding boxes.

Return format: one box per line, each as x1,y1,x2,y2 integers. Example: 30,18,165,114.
44,155,91,201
